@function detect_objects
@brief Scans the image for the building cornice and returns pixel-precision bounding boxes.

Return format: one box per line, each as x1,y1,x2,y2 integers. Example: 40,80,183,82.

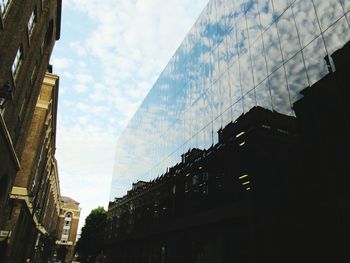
10,187,49,235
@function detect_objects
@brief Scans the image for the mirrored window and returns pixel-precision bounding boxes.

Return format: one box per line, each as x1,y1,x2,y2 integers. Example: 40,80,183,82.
323,16,350,58
226,27,239,67
239,52,254,96
231,99,244,123
220,70,232,113
245,0,262,45
272,0,291,19
263,23,283,74
284,52,309,104
277,8,301,61
292,0,320,48
303,35,329,86
228,60,242,104
258,0,274,30
339,0,350,13
236,16,249,55
269,66,292,115
313,0,343,31
250,36,268,85
255,78,273,110
211,79,222,120
242,89,257,113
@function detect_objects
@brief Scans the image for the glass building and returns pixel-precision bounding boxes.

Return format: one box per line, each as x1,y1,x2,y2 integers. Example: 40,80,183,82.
110,0,350,199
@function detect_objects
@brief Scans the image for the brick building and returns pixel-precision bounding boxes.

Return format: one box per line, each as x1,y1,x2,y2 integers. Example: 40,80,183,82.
3,71,61,262
55,196,81,263
0,0,62,261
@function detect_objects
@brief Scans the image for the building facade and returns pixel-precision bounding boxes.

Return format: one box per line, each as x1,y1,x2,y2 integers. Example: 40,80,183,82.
0,0,62,261
2,71,61,262
106,40,350,263
0,0,62,237
111,0,350,198
55,196,81,263
108,0,350,262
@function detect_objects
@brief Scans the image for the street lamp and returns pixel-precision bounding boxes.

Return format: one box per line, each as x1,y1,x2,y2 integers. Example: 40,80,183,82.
0,82,13,109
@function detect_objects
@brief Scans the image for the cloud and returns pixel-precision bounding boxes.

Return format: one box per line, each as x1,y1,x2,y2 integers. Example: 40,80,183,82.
52,57,73,69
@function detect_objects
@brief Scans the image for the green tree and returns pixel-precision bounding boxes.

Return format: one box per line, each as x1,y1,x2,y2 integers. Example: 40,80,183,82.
75,206,107,262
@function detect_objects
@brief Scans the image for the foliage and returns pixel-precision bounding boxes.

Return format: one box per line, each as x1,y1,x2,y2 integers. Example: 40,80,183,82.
75,206,107,262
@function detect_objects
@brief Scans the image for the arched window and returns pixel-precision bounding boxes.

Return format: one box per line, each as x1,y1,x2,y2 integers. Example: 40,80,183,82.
61,212,73,242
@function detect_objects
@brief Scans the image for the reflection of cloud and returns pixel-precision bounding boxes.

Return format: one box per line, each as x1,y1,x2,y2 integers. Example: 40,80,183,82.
110,0,350,201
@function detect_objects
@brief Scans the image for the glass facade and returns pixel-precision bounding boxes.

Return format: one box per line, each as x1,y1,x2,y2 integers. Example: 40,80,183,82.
110,0,350,200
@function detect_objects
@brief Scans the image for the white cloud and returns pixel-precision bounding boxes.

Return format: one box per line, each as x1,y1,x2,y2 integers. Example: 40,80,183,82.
52,57,73,69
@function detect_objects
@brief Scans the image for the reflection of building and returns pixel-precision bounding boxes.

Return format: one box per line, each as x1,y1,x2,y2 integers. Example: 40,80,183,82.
55,196,81,263
0,0,62,260
106,106,302,262
108,0,350,262
106,41,350,262
111,0,350,199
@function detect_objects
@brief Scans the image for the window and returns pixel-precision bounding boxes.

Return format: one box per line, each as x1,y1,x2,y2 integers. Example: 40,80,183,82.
192,175,198,186
0,0,10,16
12,46,23,76
28,8,36,34
61,212,72,241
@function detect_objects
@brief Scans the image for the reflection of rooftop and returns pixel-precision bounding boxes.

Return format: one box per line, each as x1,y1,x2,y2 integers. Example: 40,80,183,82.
109,106,298,207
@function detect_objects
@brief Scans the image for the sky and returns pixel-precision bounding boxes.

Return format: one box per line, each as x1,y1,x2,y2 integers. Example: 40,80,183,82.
51,0,208,233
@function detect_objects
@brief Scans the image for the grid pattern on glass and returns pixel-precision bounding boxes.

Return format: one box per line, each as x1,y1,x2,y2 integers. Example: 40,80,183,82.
110,0,350,200
0,0,9,15
12,46,23,76
28,8,36,34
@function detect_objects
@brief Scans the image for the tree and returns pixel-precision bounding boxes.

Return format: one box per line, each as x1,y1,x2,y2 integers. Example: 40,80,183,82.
75,206,107,262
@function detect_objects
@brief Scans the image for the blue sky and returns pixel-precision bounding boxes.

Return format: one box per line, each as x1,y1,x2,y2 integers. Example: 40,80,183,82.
51,0,208,233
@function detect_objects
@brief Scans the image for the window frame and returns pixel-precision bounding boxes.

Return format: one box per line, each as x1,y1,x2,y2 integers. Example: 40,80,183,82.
0,0,10,17
12,45,23,78
28,7,37,36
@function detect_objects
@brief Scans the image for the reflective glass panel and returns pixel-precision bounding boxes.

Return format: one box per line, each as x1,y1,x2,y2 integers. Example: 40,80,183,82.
258,0,274,30
313,0,343,31
236,16,249,55
272,0,290,19
269,66,292,115
255,78,273,110
339,0,350,12
220,69,232,113
211,79,222,120
246,0,263,45
239,51,255,95
229,60,243,104
226,27,239,67
292,0,321,48
284,52,309,104
323,16,350,57
263,23,283,74
242,88,257,113
231,99,244,123
110,0,350,200
303,35,329,86
277,8,301,61
250,35,268,85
